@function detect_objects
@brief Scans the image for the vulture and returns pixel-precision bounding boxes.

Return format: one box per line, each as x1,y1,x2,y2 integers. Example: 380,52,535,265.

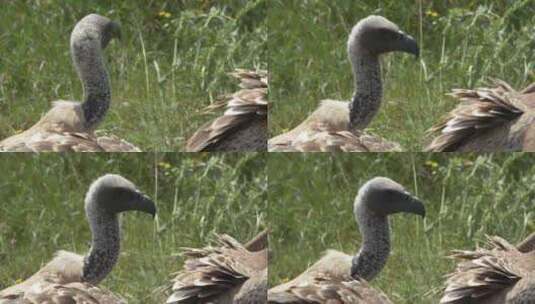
426,80,535,151
185,69,268,152
0,174,156,303
268,177,426,303
268,15,419,152
0,14,140,152
166,230,269,304
440,233,535,304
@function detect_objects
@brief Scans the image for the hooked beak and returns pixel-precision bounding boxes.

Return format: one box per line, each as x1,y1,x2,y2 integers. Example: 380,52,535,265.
134,192,157,218
399,33,419,58
405,195,425,217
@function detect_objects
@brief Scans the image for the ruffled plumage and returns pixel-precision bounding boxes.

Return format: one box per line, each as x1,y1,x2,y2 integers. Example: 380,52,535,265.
185,69,268,152
167,234,268,304
440,235,535,304
426,80,535,152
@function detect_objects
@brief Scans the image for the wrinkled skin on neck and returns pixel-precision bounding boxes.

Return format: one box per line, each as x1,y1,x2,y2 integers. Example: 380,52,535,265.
70,15,117,130
82,209,120,284
351,207,390,281
348,53,382,132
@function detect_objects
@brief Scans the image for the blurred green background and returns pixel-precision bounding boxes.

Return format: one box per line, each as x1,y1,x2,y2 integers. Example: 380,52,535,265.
268,0,535,150
269,153,534,303
0,153,267,303
0,0,266,151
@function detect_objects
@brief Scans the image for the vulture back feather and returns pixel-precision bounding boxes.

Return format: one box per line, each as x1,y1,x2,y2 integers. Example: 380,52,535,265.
441,235,535,304
426,80,535,152
185,69,268,152
167,234,268,304
268,274,392,304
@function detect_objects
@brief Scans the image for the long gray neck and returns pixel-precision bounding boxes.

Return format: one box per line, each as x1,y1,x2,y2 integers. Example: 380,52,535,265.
71,38,111,130
82,207,120,285
348,53,382,132
351,207,390,281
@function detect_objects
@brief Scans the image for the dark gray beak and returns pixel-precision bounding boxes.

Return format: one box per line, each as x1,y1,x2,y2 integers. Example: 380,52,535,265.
134,192,157,218
400,33,419,58
406,195,425,217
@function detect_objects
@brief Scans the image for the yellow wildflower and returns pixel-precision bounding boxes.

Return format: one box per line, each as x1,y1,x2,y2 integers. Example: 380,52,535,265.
425,160,438,169
158,11,171,18
158,162,172,169
425,10,439,18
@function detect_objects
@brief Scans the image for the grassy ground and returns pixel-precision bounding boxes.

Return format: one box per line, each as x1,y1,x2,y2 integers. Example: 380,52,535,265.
269,153,534,303
0,1,266,151
268,0,535,150
0,153,267,303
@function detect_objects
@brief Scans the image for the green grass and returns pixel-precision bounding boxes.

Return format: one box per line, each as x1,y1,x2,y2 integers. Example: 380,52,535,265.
0,153,267,303
268,153,534,303
268,0,535,150
0,1,267,151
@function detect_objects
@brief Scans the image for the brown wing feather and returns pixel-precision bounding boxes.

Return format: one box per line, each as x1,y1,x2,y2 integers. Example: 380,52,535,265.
269,128,401,152
426,80,535,152
94,134,141,152
0,101,140,152
268,274,392,304
0,282,126,304
0,132,140,152
440,235,528,304
185,69,268,152
167,234,267,304
268,100,402,152
0,252,125,304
